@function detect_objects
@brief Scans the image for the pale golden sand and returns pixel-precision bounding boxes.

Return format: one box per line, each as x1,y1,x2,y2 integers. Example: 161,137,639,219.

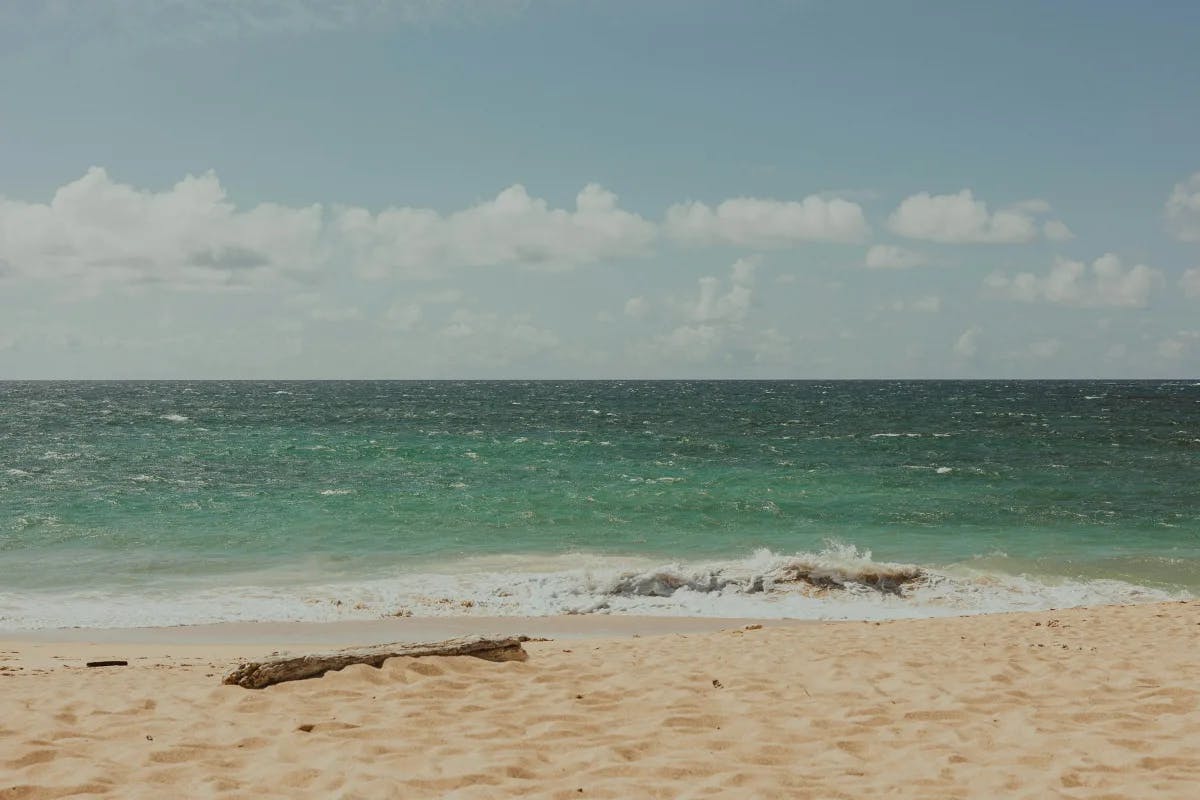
3,602,1199,799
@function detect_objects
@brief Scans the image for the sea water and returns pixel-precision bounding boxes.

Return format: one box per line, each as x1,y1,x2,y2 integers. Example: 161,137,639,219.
1,380,1197,629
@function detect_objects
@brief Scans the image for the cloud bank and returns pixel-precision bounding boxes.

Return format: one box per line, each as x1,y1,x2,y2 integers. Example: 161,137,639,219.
888,190,1063,244
665,196,868,248
0,170,657,287
986,254,1160,308
0,170,894,291
337,184,656,278
0,167,323,290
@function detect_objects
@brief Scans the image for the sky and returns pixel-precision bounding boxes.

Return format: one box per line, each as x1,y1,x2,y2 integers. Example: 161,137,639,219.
1,0,1198,379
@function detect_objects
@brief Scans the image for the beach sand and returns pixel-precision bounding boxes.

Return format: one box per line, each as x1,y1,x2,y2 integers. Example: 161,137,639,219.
3,601,1199,799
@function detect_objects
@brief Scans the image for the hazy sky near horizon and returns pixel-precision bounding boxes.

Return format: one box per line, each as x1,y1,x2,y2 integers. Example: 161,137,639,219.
1,0,1199,378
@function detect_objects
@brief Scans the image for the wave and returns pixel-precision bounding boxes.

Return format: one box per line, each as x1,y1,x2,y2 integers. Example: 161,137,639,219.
0,544,1187,630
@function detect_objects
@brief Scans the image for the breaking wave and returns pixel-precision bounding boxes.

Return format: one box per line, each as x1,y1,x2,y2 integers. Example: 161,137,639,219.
0,543,1187,630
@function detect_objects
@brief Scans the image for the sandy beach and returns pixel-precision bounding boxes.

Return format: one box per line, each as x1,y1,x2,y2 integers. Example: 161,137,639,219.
3,601,1199,799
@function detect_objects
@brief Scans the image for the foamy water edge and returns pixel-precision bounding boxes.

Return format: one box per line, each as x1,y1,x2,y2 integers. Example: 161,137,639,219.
1,544,1188,630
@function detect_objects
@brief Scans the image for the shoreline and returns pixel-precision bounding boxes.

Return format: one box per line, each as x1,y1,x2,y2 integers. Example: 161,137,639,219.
0,613,811,648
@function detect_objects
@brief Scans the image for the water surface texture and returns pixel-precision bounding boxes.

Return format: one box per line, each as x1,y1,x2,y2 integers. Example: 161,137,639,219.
2,381,1197,628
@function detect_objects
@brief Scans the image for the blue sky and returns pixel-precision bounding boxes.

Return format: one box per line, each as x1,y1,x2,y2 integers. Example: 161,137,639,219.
1,0,1198,377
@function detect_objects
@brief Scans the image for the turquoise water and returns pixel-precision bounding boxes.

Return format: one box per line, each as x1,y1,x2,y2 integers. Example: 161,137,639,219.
1,380,1197,628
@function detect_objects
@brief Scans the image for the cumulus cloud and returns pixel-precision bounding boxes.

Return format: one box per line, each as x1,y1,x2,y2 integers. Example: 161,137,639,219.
953,326,981,358
1181,268,1200,298
864,244,926,269
624,296,650,319
1165,172,1200,242
665,196,868,248
338,183,656,278
642,258,759,363
686,257,756,324
986,254,1160,308
1042,220,1074,241
888,190,1052,244
0,169,658,288
0,167,323,290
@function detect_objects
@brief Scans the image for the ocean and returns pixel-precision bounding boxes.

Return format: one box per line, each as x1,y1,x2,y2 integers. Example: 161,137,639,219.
1,380,1196,629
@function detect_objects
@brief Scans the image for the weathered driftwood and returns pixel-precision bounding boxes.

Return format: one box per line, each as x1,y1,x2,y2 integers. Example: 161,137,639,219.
223,635,529,689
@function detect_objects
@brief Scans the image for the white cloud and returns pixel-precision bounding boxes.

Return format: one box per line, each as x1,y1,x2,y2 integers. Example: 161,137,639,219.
1165,172,1200,242
337,183,656,278
665,196,868,248
864,244,926,269
1042,220,1074,241
888,190,1045,244
641,258,759,363
1181,268,1200,298
986,254,1160,308
953,326,981,358
686,258,756,324
624,296,650,319
0,170,657,288
0,167,323,290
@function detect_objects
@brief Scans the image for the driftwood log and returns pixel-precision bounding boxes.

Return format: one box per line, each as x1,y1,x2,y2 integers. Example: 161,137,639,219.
223,635,529,689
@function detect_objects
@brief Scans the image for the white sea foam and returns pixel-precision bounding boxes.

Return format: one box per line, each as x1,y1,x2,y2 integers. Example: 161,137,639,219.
319,488,354,496
0,544,1186,631
161,413,189,423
